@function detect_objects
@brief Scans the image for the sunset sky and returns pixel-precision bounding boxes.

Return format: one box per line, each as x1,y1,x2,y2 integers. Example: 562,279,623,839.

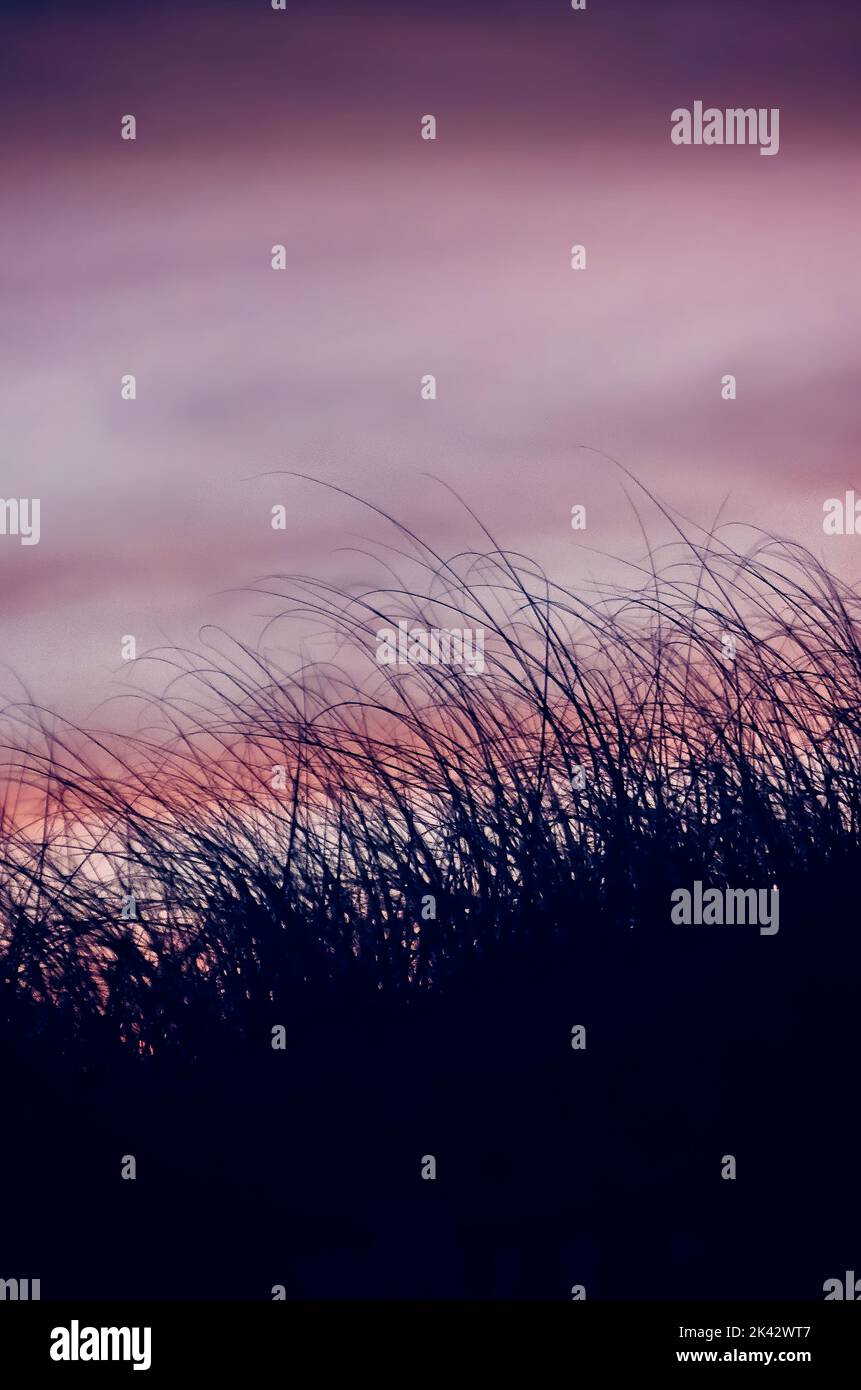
2,0,859,718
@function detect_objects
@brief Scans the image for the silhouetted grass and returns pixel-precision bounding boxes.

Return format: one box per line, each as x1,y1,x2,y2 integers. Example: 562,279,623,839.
2,478,860,1055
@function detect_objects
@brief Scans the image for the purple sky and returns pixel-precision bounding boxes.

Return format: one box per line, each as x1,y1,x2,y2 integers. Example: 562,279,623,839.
2,0,859,717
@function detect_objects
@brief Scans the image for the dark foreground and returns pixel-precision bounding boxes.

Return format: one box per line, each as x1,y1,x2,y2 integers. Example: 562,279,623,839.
3,872,858,1301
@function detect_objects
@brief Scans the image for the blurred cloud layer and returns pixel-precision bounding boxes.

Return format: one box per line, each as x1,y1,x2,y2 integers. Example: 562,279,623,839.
1,0,859,715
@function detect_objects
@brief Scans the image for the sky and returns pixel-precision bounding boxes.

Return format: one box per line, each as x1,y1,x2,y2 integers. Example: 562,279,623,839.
1,0,859,719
